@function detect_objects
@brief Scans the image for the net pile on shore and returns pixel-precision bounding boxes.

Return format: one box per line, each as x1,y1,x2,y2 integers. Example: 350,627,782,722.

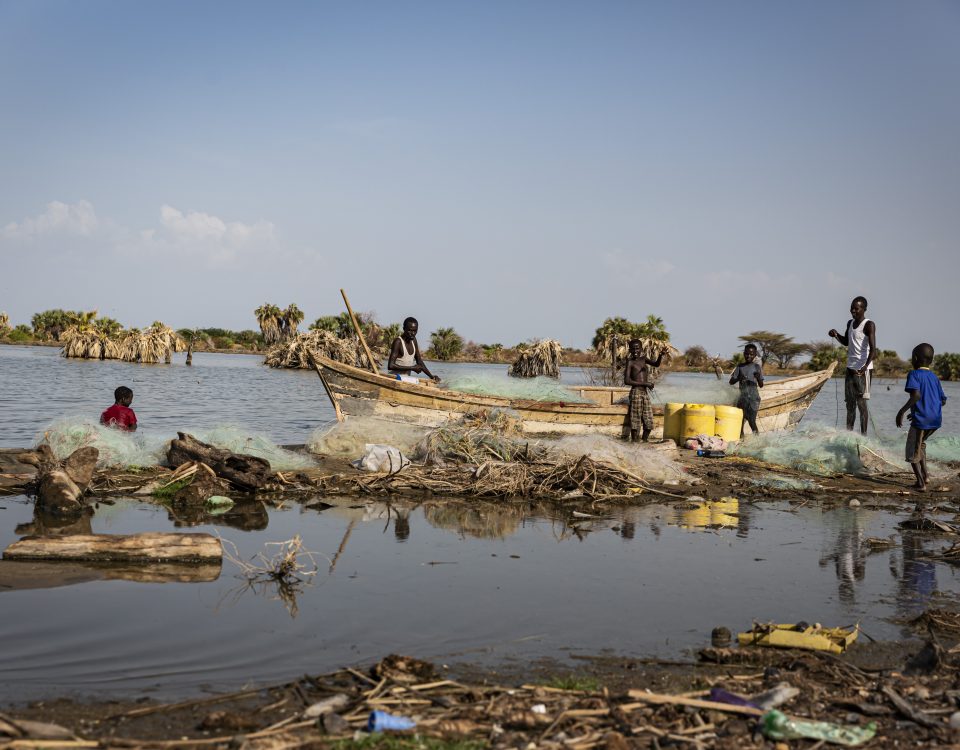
731,427,906,477
414,410,537,465
38,419,169,467
508,339,562,378
37,419,315,471
264,330,381,370
308,417,431,457
442,372,589,402
548,434,686,484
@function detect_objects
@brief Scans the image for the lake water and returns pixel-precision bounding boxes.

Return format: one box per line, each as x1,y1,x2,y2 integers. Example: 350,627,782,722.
1,345,958,702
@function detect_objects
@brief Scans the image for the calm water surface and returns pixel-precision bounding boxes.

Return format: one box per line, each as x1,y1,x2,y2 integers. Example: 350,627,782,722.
1,346,958,701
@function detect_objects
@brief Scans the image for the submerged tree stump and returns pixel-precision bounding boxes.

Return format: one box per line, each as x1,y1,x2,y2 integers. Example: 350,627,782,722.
167,433,272,492
3,532,222,564
18,445,99,515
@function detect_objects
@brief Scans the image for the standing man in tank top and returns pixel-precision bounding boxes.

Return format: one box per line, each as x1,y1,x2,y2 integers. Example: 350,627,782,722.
388,317,440,381
828,296,876,435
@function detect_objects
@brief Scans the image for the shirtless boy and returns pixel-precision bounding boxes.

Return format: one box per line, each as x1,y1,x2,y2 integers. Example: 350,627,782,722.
624,339,663,442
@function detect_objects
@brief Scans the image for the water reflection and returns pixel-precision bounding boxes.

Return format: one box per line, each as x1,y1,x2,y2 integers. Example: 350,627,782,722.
894,532,938,619
819,509,867,604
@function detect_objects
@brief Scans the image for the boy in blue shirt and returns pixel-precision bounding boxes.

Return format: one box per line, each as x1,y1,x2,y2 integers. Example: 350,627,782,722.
896,343,947,492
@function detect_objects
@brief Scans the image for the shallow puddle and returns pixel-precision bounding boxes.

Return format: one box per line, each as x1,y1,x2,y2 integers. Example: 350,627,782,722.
1,494,958,702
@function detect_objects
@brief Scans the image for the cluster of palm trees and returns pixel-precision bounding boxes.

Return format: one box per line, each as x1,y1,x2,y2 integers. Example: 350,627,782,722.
59,311,185,363
254,304,304,345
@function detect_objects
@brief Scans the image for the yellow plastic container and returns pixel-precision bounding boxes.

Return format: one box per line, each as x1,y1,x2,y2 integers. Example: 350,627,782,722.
681,403,715,441
714,404,744,443
663,402,684,443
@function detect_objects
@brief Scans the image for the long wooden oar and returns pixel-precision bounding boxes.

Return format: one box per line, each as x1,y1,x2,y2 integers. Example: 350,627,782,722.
340,288,378,375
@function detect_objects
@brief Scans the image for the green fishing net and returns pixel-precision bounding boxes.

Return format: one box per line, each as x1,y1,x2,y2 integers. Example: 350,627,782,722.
442,372,589,403
37,418,315,471
731,426,960,477
308,417,431,458
649,378,740,407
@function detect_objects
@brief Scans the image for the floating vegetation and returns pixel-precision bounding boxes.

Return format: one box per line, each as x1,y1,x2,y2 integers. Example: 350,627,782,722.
264,329,381,370
222,535,319,618
508,339,562,379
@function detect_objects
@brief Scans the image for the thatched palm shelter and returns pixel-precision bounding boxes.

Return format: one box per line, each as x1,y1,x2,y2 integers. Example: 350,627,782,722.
508,339,563,378
116,322,186,364
265,330,382,370
60,326,120,360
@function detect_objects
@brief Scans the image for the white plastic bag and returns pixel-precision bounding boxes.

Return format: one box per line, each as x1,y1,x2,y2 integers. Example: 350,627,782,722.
351,444,410,473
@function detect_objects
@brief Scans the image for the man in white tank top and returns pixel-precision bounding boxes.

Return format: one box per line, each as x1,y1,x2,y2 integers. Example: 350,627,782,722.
388,317,439,382
828,296,876,435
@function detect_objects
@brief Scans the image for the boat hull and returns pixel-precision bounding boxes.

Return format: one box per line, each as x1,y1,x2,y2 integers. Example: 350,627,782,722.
315,358,837,437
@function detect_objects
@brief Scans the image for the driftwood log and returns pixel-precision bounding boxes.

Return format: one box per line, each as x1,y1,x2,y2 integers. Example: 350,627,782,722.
167,433,272,492
3,532,222,564
17,445,99,515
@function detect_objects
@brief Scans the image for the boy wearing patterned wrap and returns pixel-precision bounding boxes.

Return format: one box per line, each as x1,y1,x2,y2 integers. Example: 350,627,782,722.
896,343,947,492
624,339,662,442
729,344,764,436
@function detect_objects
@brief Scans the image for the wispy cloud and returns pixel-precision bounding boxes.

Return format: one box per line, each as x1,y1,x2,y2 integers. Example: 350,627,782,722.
2,200,100,239
601,249,674,285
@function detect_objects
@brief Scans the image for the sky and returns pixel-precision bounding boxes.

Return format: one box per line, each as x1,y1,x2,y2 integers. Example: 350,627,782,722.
1,0,958,357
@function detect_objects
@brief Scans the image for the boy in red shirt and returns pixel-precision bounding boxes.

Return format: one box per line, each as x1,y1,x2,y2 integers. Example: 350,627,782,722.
100,386,138,431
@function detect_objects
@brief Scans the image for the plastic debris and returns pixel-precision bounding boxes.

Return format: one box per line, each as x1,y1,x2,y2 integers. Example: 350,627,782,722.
739,622,859,654
367,710,416,732
352,444,410,473
761,709,877,746
752,682,800,710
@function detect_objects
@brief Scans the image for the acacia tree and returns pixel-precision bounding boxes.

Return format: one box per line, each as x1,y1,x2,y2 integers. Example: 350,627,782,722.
684,345,710,367
739,331,799,367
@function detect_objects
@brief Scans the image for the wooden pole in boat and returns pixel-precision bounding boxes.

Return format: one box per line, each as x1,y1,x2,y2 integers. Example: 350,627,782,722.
340,288,379,375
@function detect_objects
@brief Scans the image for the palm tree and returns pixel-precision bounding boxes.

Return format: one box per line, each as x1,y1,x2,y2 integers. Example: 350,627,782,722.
281,303,304,340
429,327,464,360
0,312,10,336
255,303,283,345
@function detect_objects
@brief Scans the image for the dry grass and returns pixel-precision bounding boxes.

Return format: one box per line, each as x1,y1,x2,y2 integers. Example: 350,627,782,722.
264,329,382,370
222,534,320,617
508,339,563,378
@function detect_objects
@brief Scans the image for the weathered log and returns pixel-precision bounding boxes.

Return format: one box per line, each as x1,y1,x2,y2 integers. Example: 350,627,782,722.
3,532,222,564
18,445,99,515
167,433,272,492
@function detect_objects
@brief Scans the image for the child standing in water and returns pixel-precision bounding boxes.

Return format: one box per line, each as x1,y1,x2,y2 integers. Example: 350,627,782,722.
729,344,764,437
100,386,138,431
896,343,947,492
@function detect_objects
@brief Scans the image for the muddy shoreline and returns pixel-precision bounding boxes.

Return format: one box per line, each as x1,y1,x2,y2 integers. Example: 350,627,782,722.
3,636,958,748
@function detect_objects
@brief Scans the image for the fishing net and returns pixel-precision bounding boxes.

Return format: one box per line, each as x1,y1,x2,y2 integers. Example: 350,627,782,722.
196,425,316,470
307,417,432,458
37,418,169,467
648,377,740,407
442,372,589,403
544,434,688,484
38,418,316,470
730,426,940,477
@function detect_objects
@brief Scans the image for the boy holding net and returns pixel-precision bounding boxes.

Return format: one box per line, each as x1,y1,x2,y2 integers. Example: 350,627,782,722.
100,386,138,432
729,343,764,436
896,343,947,492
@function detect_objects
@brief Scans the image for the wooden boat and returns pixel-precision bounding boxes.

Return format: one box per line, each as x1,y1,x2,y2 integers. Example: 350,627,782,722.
313,356,837,437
